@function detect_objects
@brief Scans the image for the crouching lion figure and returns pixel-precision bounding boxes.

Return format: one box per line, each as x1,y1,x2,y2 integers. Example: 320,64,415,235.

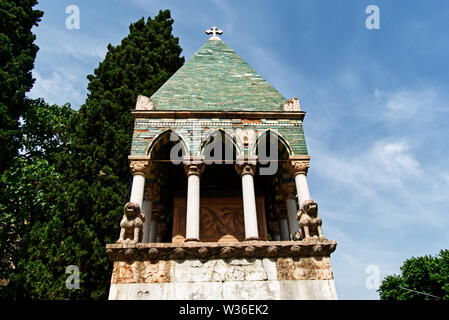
116,202,145,244
296,199,325,240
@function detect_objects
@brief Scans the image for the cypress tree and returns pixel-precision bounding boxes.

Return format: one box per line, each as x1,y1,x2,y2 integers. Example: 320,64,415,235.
0,0,43,172
7,10,184,299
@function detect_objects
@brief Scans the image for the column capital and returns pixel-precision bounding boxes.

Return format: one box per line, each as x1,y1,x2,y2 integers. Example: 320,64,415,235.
235,156,258,177
183,158,205,176
288,156,310,176
129,160,151,177
281,182,297,200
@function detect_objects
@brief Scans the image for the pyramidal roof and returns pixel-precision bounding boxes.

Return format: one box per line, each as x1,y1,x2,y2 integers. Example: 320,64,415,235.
149,38,286,111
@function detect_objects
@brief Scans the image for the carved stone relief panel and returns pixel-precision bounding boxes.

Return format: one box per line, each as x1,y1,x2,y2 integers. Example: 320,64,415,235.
172,197,267,242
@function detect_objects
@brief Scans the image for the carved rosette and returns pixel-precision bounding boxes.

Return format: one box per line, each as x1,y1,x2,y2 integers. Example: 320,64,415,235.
281,182,297,200
288,159,310,176
130,160,151,177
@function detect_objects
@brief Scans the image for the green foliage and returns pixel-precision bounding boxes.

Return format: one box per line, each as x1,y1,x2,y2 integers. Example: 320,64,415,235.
21,98,74,161
0,158,61,284
378,250,449,300
0,99,74,296
3,10,184,299
0,0,43,172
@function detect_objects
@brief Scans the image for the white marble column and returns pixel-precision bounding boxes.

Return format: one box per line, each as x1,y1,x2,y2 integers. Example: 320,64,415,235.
281,182,300,239
129,160,150,209
288,157,311,209
236,159,259,240
184,158,205,242
142,185,154,243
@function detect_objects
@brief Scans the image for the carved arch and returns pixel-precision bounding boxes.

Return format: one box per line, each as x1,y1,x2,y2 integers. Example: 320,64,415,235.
145,129,190,158
253,129,294,157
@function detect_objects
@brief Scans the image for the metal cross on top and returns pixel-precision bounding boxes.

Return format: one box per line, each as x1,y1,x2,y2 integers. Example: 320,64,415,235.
206,26,223,40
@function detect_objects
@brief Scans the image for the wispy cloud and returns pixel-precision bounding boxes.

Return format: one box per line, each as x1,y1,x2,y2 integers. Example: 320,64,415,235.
28,70,86,107
374,88,448,121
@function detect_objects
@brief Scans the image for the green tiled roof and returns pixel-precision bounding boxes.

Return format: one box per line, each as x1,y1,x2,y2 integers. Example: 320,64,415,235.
150,39,286,111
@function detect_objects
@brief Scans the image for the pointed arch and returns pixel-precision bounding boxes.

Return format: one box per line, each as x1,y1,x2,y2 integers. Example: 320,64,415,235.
253,129,294,157
145,129,190,159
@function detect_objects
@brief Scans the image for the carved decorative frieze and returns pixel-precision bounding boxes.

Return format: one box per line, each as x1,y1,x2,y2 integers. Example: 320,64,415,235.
130,160,151,177
172,197,268,243
105,239,337,262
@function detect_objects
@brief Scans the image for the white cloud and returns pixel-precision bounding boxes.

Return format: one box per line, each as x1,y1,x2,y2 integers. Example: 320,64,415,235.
35,25,107,62
313,138,421,191
374,88,448,120
27,70,86,107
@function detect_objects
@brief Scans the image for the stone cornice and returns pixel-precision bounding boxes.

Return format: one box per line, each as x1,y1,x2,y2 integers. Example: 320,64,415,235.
105,239,337,262
132,110,306,121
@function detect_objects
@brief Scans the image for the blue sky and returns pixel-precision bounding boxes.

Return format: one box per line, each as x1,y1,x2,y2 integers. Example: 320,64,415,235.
28,0,449,299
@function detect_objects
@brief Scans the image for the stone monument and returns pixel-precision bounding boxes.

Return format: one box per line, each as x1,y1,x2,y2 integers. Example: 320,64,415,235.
106,26,338,300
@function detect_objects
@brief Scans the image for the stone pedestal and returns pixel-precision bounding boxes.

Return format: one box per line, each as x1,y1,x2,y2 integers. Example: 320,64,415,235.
106,240,338,300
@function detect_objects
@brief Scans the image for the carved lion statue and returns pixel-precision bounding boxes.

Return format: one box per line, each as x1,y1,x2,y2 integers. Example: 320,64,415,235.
296,199,325,240
116,202,145,244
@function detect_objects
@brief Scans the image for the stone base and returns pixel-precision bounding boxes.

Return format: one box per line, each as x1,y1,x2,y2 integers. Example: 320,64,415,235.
109,279,337,300
108,258,337,300
107,240,337,300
